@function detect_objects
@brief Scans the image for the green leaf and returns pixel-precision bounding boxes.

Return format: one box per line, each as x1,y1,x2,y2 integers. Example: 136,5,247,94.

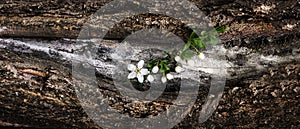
190,30,198,39
147,60,157,69
209,36,218,44
161,59,168,64
193,38,205,48
182,41,191,52
163,64,170,71
159,63,164,73
159,63,170,73
147,63,153,68
201,31,207,36
180,50,194,60
216,26,226,33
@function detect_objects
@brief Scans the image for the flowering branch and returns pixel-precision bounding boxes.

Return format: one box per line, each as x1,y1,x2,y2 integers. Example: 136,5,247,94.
127,26,226,84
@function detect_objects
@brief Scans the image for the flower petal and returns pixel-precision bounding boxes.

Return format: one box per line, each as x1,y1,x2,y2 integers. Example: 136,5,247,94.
137,60,144,69
140,68,149,75
147,75,154,82
166,73,174,80
137,73,144,83
161,76,167,83
152,66,159,73
127,64,136,71
127,72,136,79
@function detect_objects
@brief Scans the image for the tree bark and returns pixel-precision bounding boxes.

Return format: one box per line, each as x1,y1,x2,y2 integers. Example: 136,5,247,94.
0,0,299,128
0,0,299,39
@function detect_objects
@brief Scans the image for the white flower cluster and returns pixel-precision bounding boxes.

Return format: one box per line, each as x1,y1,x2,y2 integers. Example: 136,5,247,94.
127,60,175,83
127,52,205,84
151,65,174,83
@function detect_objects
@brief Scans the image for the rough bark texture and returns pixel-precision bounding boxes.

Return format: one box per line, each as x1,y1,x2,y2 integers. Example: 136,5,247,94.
0,0,299,129
0,0,299,39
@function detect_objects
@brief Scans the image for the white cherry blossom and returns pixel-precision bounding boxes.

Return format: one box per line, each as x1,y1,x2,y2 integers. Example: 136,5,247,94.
127,60,149,83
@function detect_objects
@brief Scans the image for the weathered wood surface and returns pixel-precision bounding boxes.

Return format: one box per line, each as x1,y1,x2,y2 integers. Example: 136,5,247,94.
0,0,299,40
0,0,299,128
0,31,299,128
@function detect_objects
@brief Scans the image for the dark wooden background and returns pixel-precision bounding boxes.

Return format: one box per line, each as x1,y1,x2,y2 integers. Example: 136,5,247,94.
0,0,299,128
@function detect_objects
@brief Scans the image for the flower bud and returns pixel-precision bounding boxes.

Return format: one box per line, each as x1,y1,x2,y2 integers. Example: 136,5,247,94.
147,75,154,82
152,66,159,73
197,53,205,60
161,76,167,83
175,66,184,73
166,73,174,80
175,56,181,62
